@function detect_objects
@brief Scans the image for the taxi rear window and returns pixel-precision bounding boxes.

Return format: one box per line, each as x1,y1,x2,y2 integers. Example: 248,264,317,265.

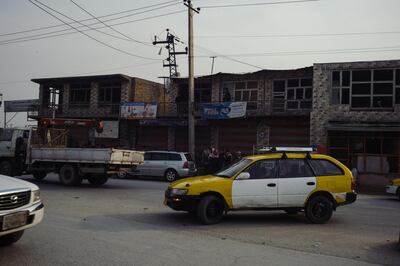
308,159,344,176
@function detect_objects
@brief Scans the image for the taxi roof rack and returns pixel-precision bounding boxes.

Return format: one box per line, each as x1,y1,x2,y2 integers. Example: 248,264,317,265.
256,146,317,159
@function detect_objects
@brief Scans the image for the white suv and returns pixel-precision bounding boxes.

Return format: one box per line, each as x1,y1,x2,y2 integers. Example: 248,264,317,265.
120,151,197,182
0,174,44,246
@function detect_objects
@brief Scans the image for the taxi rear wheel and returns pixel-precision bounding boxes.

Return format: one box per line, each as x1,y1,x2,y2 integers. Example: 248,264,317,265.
396,188,400,200
305,196,333,224
197,195,224,225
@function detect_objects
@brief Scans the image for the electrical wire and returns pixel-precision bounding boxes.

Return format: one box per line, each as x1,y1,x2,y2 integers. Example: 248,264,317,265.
168,30,264,70
0,8,186,46
200,0,320,9
28,0,159,60
195,31,400,39
0,0,181,37
194,45,400,58
70,0,157,47
31,0,149,46
0,62,161,86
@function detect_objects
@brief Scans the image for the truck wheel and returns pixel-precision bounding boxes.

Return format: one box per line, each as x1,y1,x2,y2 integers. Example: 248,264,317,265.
0,231,24,246
87,175,108,186
0,161,13,176
305,195,333,224
33,171,47,180
196,195,225,225
59,164,82,186
164,169,178,182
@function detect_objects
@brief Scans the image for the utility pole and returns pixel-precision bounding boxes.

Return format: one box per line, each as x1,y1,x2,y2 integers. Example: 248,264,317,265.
210,56,217,75
184,0,200,159
153,29,187,78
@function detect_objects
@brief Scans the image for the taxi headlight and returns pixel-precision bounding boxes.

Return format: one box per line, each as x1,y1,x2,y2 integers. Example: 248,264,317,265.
171,188,188,196
32,190,41,202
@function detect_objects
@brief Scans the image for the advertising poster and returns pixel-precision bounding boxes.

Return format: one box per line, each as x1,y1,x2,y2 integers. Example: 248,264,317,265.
120,102,157,119
201,102,247,119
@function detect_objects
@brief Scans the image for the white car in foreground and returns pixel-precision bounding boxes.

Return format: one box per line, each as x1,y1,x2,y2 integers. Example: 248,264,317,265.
0,174,44,246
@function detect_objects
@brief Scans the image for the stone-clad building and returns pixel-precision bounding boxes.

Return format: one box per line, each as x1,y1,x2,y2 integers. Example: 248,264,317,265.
311,59,400,187
30,59,400,188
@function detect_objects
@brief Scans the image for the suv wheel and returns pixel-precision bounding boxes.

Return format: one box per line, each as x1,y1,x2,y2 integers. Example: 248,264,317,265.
164,169,178,182
196,195,225,225
305,195,333,224
0,231,24,246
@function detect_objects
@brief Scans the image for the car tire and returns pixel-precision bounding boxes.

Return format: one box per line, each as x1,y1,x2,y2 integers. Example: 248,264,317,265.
196,195,225,225
397,188,400,200
87,175,108,186
305,195,333,224
59,164,82,186
0,161,13,176
164,169,178,182
33,171,47,180
0,231,24,246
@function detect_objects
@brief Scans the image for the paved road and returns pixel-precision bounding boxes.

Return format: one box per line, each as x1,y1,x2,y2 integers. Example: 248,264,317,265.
1,174,399,266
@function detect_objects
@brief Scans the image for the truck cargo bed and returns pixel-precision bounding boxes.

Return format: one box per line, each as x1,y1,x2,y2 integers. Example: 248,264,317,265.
30,148,144,165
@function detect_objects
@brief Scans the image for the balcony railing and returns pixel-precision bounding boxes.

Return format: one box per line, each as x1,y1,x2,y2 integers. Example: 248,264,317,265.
34,100,312,120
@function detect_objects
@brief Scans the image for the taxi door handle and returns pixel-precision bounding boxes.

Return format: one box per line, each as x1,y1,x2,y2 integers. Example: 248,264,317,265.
307,182,315,186
267,183,276,187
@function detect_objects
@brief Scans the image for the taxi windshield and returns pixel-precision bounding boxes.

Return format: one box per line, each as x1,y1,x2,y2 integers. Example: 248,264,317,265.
214,159,252,178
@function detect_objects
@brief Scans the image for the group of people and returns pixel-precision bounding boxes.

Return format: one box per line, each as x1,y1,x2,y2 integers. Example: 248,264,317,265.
202,147,242,174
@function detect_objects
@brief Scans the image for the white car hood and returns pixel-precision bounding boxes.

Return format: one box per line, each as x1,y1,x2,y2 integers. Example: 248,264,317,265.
0,174,37,193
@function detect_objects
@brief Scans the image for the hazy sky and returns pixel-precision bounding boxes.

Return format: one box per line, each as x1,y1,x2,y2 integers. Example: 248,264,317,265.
1,0,400,126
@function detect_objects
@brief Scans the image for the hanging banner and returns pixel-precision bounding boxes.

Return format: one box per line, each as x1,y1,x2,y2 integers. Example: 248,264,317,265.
201,102,247,119
120,102,157,119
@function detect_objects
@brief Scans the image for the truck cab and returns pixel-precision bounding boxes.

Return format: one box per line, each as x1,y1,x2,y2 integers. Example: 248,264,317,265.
0,128,29,176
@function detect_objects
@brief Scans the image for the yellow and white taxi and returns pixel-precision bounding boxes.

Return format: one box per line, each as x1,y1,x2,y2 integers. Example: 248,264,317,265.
165,147,357,225
386,178,400,199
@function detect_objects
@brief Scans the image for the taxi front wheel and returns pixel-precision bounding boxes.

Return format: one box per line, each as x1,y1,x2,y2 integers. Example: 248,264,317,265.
197,195,224,225
305,196,333,224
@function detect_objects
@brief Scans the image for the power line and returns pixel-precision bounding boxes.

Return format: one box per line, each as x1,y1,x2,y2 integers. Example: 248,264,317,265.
28,0,159,60
194,45,400,58
195,31,400,39
200,0,320,9
0,8,186,46
0,0,180,37
168,30,264,69
0,62,161,86
70,0,156,47
30,0,149,46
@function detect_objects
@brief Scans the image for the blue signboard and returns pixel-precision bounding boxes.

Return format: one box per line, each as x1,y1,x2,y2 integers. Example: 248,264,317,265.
201,102,247,120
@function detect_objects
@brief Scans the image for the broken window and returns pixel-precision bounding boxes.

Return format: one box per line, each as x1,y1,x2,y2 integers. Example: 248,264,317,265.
332,69,396,108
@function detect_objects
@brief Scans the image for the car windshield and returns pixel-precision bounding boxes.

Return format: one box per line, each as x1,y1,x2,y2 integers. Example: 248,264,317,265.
214,159,252,178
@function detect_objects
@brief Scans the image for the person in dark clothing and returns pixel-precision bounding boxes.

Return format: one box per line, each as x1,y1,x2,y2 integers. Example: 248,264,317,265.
222,88,231,102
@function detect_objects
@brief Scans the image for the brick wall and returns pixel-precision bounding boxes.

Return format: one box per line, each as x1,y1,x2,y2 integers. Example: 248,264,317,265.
311,60,400,147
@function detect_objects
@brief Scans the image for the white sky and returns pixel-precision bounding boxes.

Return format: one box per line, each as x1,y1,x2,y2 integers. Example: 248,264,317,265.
0,0,400,126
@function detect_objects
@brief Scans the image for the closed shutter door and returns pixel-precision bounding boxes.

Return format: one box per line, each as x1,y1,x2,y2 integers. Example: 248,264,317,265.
175,126,211,153
136,126,168,150
269,118,309,146
218,120,257,154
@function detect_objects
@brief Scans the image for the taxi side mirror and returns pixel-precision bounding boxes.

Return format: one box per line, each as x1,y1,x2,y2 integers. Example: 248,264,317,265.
236,172,250,180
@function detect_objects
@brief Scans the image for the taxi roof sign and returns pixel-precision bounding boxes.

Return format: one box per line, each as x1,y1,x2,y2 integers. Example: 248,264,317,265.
258,146,316,153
